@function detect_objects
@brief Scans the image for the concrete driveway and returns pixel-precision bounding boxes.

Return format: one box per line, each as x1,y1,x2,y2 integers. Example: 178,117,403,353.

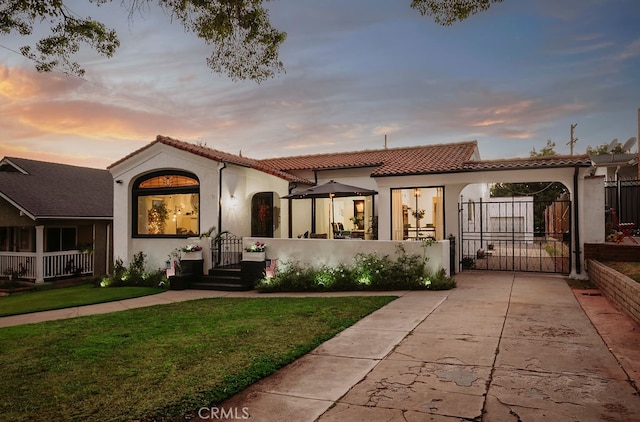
214,272,640,421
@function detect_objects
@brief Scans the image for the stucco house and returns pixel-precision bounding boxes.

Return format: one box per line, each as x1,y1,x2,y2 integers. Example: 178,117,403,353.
109,135,603,279
0,157,113,282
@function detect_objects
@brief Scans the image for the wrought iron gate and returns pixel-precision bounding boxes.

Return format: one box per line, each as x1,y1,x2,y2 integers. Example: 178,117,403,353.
210,232,242,269
459,198,571,274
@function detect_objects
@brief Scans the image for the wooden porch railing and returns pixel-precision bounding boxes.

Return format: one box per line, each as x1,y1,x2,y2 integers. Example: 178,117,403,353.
0,251,94,281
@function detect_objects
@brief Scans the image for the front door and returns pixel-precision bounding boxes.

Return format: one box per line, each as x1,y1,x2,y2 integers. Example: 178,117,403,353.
251,192,274,237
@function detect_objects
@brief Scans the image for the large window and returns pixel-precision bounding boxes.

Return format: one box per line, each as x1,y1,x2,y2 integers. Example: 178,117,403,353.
391,187,444,241
133,171,200,237
46,227,76,252
0,227,35,252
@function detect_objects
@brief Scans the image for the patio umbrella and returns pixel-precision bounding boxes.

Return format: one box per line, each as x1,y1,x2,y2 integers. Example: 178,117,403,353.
284,180,377,237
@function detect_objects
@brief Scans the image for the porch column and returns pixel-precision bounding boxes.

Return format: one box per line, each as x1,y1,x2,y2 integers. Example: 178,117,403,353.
35,225,44,283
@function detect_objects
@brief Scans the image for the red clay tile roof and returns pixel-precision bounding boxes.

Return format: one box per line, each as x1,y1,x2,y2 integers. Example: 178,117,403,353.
109,137,591,183
108,135,310,183
259,141,480,176
462,154,592,171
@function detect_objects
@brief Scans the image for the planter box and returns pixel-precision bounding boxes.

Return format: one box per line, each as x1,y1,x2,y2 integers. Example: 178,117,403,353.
241,261,266,288
169,275,190,290
182,251,203,260
242,251,266,262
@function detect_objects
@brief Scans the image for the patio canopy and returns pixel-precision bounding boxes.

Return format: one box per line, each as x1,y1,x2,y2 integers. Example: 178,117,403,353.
284,180,377,237
283,180,377,199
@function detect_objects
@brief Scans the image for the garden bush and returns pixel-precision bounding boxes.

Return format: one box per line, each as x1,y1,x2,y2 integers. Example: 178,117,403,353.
257,243,456,292
101,252,167,288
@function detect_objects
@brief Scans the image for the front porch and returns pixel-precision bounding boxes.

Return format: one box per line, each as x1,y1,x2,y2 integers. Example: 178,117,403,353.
0,251,94,282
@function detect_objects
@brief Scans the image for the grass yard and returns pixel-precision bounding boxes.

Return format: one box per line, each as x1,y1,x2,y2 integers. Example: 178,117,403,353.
0,296,395,421
605,261,640,283
0,284,164,317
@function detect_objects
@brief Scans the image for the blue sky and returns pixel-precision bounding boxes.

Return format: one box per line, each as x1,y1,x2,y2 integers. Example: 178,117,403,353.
0,0,638,168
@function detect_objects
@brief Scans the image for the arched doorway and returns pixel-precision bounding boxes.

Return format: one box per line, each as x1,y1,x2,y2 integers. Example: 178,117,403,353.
251,192,275,237
459,181,572,274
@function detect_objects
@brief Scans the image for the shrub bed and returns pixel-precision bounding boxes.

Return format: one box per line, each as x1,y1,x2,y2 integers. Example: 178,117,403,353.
257,244,456,292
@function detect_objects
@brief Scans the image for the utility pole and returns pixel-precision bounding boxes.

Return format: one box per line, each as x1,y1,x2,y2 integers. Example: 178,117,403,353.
567,123,578,155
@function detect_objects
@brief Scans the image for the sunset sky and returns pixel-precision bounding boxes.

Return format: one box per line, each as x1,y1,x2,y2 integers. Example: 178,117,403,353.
1,0,639,169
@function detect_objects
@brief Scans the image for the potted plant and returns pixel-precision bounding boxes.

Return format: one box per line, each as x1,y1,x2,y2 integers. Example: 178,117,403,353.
147,202,169,234
411,208,426,227
243,241,266,261
181,244,203,260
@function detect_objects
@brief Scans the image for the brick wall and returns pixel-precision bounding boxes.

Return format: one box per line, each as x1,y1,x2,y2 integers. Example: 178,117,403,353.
584,243,640,265
587,259,640,325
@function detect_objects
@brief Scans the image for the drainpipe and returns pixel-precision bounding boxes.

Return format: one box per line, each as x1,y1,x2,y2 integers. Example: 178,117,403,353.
311,171,318,234
218,162,227,235
288,183,297,238
573,165,581,275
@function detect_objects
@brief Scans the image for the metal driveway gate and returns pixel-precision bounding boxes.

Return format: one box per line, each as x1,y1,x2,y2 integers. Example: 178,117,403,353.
459,197,571,274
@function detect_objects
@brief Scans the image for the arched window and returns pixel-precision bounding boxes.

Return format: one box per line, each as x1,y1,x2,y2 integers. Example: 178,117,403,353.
132,171,200,237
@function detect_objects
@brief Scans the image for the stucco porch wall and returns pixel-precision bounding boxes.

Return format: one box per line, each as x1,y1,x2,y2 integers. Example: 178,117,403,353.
244,237,450,276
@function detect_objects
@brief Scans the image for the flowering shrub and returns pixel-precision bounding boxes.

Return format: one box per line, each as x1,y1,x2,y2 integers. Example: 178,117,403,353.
181,244,203,252
256,244,455,292
100,251,166,288
245,241,266,252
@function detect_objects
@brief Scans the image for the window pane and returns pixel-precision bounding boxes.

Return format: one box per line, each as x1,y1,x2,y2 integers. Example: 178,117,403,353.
139,175,198,188
46,228,61,252
137,193,199,236
61,228,76,251
17,227,35,252
391,187,444,240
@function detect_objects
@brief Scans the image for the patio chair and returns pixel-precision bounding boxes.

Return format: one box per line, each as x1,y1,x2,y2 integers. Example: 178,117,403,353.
610,208,638,244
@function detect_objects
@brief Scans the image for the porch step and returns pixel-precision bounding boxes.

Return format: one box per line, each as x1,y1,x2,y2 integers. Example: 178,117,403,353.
208,267,241,277
190,275,252,291
190,267,251,291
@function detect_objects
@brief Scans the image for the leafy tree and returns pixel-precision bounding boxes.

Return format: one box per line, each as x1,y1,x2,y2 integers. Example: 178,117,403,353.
491,140,567,233
1,0,286,82
586,142,625,155
529,139,558,157
1,0,502,82
411,0,503,26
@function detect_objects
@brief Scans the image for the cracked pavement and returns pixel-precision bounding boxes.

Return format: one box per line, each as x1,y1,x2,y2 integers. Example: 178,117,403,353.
212,272,640,421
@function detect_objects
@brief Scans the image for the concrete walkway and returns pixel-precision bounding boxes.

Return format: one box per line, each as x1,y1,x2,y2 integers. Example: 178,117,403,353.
210,272,640,421
1,272,639,421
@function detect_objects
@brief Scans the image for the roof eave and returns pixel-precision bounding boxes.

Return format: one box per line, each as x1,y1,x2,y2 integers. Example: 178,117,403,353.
0,192,36,220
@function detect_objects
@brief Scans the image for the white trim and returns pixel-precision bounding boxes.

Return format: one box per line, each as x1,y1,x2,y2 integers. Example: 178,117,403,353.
0,192,36,220
0,158,29,174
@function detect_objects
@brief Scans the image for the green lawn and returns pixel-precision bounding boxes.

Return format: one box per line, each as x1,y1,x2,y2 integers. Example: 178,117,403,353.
0,296,395,421
0,284,164,317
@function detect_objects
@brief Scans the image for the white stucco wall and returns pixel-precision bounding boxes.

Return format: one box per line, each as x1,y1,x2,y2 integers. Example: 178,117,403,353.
373,165,598,278
245,237,450,276
109,143,290,271
580,175,606,245
109,142,603,279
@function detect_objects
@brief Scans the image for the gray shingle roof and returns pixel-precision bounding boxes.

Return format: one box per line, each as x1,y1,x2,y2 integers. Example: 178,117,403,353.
0,157,113,219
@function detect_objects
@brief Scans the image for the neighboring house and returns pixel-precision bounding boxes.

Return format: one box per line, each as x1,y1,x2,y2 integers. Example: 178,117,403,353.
0,157,113,282
110,135,601,278
590,153,638,181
